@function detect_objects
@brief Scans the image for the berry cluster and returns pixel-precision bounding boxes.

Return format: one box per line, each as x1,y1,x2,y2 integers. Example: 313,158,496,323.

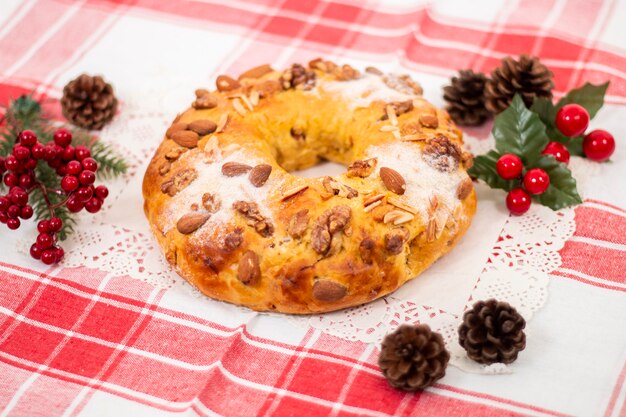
496,154,549,215
0,129,109,265
556,104,616,162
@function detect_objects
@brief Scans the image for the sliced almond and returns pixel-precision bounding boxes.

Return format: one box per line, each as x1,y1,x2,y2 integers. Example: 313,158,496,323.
216,75,241,92
176,212,210,234
238,64,273,80
203,136,221,162
222,162,252,176
426,218,436,241
249,164,272,187
380,167,406,195
240,94,254,112
232,98,247,116
379,125,398,132
166,122,188,138
281,185,308,201
363,193,385,207
456,177,474,200
170,130,199,148
363,200,382,212
195,88,210,98
392,130,401,140
237,250,260,285
401,134,428,142
188,119,217,136
249,90,260,106
387,197,418,214
216,113,230,133
385,104,398,126
383,210,414,225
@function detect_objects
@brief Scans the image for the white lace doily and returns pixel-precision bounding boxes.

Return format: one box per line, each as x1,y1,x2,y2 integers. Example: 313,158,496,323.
41,78,582,373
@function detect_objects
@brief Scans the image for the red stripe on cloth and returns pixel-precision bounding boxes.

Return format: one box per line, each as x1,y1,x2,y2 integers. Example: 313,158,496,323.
604,359,626,417
559,241,625,283
551,270,626,293
8,374,84,417
586,199,626,214
0,361,32,411
573,206,626,245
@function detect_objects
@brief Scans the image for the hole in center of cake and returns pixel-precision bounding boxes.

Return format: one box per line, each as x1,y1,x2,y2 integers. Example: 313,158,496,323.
290,160,346,178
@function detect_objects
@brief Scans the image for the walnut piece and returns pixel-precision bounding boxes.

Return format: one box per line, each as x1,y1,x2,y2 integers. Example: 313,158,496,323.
422,134,462,172
223,227,243,252
287,209,309,238
347,158,377,178
233,201,274,237
202,193,221,213
311,205,351,255
381,100,413,121
160,168,197,196
322,176,358,199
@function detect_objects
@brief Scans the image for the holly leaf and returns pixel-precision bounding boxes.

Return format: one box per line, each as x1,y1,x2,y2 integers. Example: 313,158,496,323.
544,125,584,156
493,94,549,165
468,150,517,192
555,81,609,119
533,155,582,210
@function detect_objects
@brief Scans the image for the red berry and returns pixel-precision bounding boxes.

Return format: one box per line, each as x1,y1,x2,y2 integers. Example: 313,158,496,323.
556,104,589,137
41,249,57,265
62,146,75,162
38,219,50,233
56,165,68,176
66,160,83,175
4,173,18,187
61,175,79,192
37,233,54,249
19,130,37,147
10,188,28,206
583,129,615,162
24,158,37,170
13,145,31,161
0,196,9,211
7,218,20,230
53,128,73,147
85,197,102,213
81,157,97,172
5,155,21,171
523,168,550,195
66,196,84,213
30,243,42,260
19,174,34,189
76,186,94,202
75,146,91,161
542,141,570,164
31,143,45,159
7,204,20,218
43,145,57,161
20,205,33,219
49,217,63,232
54,247,65,262
506,188,532,215
79,170,95,186
95,185,109,200
0,212,6,223
496,154,523,180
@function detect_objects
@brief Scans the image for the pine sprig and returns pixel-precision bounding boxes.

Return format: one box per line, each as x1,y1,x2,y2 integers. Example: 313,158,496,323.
1,94,127,240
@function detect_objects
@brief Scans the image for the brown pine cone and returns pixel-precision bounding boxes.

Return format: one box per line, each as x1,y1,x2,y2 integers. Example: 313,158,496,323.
443,70,490,126
458,299,526,364
484,55,554,114
280,63,316,90
379,324,450,391
61,74,117,130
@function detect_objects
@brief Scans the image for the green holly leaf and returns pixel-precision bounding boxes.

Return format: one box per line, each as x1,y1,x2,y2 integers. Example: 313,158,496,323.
493,94,549,165
556,81,609,119
533,155,582,210
544,125,584,156
468,150,517,192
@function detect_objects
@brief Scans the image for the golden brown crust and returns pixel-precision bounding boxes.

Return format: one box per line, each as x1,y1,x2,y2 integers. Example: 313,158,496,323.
142,61,476,314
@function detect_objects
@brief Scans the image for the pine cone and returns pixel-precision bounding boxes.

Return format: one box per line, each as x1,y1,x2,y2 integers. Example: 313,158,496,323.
379,324,449,391
61,74,117,130
280,63,316,90
484,55,554,114
458,299,526,364
443,70,489,126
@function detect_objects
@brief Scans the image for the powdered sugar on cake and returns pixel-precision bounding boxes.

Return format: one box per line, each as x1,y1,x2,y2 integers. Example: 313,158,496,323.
317,73,415,109
161,147,280,235
365,142,466,219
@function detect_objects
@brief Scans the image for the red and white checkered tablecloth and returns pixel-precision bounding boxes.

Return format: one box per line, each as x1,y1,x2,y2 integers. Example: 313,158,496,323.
0,1,625,416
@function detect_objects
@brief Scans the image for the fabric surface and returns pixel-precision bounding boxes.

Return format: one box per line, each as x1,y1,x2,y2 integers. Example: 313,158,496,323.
0,1,625,416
